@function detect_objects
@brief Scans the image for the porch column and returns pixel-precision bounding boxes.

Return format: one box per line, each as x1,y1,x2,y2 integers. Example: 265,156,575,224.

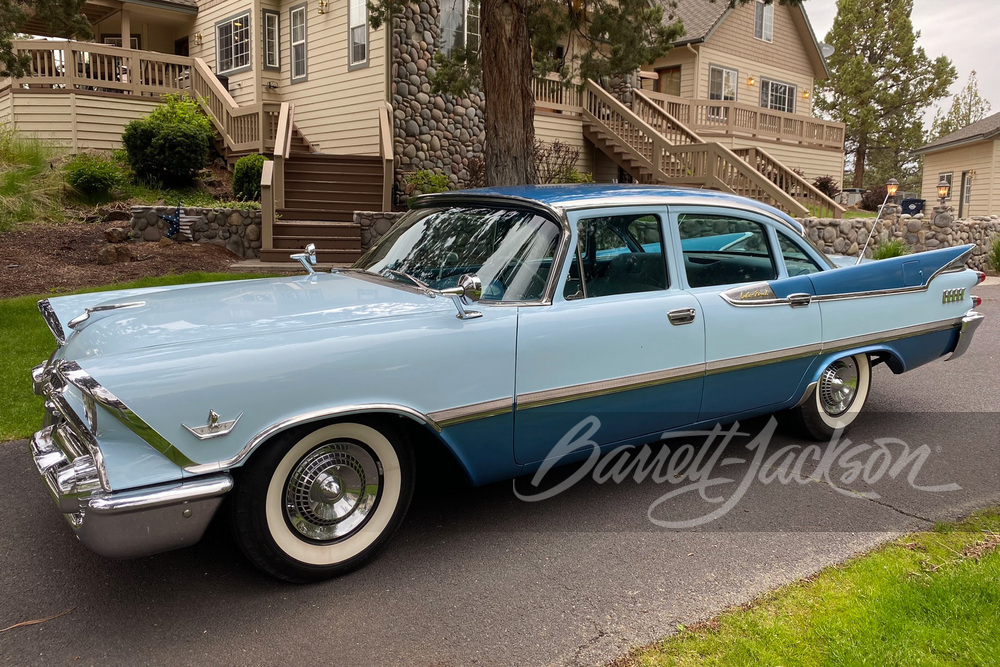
120,8,131,50
120,7,135,92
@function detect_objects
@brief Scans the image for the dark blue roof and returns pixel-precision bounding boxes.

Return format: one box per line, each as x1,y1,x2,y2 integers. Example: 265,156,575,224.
434,184,803,232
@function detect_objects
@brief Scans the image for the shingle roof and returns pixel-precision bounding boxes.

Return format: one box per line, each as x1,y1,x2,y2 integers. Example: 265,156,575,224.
661,0,731,44
917,111,1000,154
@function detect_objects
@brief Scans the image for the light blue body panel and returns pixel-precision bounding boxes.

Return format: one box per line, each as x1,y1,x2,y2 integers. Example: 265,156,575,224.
37,186,983,492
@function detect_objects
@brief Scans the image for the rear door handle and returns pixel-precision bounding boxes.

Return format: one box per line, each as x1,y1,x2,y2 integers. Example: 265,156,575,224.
787,293,812,308
668,308,697,325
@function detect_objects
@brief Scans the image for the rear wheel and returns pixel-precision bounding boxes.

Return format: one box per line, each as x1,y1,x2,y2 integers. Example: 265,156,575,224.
793,353,871,440
231,421,414,582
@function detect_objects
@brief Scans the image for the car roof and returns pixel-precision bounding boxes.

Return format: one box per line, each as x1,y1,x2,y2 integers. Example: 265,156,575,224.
416,184,804,233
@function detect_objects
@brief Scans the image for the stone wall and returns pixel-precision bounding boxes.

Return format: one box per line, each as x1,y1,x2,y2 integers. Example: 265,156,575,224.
355,211,407,250
130,206,262,259
391,1,486,198
797,206,1000,271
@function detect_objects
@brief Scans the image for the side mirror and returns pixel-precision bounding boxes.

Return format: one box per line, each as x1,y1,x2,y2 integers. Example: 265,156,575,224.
440,273,483,319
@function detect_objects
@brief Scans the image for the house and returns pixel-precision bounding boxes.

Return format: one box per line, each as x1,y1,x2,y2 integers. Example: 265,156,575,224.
915,111,1000,218
2,0,845,263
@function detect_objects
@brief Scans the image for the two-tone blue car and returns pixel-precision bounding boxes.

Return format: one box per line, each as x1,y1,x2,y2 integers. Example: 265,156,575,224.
29,185,985,581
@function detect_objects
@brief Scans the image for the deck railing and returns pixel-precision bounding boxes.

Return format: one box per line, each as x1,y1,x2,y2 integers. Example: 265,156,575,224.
532,73,583,115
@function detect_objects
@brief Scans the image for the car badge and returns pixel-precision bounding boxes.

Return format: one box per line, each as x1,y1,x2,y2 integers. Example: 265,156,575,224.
183,410,242,440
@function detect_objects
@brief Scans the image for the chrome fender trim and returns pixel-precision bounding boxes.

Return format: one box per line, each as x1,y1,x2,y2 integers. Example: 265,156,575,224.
183,404,444,475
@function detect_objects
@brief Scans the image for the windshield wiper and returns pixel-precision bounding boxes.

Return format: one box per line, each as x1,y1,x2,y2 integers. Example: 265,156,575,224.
381,268,431,291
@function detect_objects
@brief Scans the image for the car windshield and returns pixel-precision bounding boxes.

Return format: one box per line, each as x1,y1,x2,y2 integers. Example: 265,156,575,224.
353,206,563,302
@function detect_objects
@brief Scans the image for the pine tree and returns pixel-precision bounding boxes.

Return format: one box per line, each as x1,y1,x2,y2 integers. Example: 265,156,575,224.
1,0,91,77
930,70,992,140
815,0,955,189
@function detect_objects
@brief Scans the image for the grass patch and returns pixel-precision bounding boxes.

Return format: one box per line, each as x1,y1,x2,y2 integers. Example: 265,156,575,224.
872,238,910,260
622,507,1000,666
0,126,64,231
843,210,877,218
0,272,265,442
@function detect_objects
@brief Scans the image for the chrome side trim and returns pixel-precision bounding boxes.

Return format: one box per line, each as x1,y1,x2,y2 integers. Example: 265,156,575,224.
428,398,514,427
37,299,66,345
946,311,984,361
704,342,824,375
517,364,706,411
184,404,444,475
86,474,233,514
67,301,145,331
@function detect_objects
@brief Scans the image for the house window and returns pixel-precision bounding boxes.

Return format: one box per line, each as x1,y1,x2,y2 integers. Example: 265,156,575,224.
939,172,953,199
709,65,738,101
349,0,368,68
263,10,280,70
760,78,796,113
290,4,307,82
217,12,251,74
656,66,681,97
440,0,480,56
754,0,774,42
102,35,140,49
964,173,973,205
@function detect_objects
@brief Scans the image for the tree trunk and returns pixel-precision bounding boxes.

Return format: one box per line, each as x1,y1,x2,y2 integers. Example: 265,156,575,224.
481,0,536,186
852,138,866,188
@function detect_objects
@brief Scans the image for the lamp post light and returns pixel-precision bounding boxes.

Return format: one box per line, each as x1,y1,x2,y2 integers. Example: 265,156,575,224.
857,177,901,264
937,178,951,207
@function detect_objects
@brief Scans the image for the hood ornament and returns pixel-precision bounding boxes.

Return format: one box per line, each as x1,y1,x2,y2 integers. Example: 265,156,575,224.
184,410,242,440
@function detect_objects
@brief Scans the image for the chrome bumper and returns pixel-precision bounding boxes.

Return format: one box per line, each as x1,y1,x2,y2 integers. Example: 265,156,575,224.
947,310,984,361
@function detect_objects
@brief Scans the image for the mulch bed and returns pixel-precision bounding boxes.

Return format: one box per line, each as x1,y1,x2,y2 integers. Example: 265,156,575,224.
0,222,239,300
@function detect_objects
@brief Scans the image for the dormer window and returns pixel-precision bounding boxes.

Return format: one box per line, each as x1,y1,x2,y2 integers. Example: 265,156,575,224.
754,0,774,42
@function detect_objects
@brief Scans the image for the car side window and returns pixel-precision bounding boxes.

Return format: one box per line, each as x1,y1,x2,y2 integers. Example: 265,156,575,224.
777,232,824,276
677,213,777,288
564,214,668,299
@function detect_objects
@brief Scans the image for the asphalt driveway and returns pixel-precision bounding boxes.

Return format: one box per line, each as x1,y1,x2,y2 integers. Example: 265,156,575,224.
1,285,997,666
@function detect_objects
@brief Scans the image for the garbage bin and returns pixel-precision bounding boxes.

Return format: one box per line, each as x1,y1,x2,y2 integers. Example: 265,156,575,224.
900,198,925,215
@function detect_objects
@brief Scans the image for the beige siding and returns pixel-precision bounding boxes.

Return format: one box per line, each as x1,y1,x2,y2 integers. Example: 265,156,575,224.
191,0,258,107
275,1,386,156
921,141,997,217
642,46,698,99
593,150,620,184
534,112,594,176
8,91,161,151
700,2,817,117
0,90,11,125
725,137,844,182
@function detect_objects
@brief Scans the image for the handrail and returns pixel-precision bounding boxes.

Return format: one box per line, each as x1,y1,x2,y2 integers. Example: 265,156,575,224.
261,160,275,252
632,90,703,146
738,146,846,218
273,102,293,159
189,57,263,153
378,101,394,211
532,73,583,115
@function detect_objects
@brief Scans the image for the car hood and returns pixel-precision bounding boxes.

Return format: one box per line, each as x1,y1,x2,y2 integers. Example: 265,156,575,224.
49,273,454,360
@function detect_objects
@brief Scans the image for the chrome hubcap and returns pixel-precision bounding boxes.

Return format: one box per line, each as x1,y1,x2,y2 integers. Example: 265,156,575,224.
284,442,381,542
818,358,859,417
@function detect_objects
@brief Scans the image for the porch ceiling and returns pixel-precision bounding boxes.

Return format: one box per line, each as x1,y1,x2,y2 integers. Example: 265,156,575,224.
19,0,195,38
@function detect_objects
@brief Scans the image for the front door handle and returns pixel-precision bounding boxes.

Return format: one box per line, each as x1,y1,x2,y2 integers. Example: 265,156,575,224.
787,293,812,308
668,308,697,325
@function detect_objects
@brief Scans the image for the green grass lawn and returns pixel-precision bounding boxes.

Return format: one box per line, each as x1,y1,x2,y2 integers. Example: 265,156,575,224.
843,210,878,219
0,272,263,442
623,508,1000,666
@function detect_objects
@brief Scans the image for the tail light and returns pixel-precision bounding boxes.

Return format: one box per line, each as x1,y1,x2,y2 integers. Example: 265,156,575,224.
972,295,982,308
975,271,987,285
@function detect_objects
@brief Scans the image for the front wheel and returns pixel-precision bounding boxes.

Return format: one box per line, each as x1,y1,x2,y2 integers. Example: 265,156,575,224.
792,353,872,441
231,421,414,582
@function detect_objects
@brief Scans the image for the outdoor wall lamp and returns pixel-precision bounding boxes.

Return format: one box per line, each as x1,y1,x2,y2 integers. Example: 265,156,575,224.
937,178,951,205
802,90,811,99
193,33,203,46
747,75,756,86
318,0,328,13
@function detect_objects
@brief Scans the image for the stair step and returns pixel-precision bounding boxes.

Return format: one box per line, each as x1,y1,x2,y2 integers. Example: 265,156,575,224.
280,200,379,213
278,208,370,221
274,221,361,235
272,235,361,250
260,248,363,263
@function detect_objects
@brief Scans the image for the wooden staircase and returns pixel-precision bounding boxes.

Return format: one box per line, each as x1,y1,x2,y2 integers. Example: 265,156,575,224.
259,154,384,264
582,81,845,219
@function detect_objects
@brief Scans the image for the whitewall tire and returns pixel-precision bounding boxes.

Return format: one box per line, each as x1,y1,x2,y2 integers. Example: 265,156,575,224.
793,353,872,441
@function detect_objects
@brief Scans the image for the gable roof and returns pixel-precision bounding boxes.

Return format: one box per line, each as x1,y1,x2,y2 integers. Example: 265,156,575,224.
916,111,1000,155
660,0,830,79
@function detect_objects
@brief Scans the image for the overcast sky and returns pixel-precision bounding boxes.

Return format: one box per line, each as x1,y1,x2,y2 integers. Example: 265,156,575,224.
802,0,1000,125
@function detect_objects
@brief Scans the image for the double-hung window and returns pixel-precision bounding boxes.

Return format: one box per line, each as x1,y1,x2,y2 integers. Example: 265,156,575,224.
440,0,481,56
263,10,280,70
290,4,307,82
217,12,251,74
760,78,796,113
708,65,737,121
349,0,368,68
754,0,774,42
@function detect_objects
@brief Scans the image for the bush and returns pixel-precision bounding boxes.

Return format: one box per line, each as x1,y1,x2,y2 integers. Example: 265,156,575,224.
859,185,888,212
987,237,1000,272
234,153,267,201
871,239,909,260
121,94,214,188
64,153,122,201
0,126,63,231
553,166,594,183
405,170,450,195
813,175,841,200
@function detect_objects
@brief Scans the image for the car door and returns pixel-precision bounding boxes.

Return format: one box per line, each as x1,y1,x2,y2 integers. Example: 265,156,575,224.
513,207,705,465
668,206,823,421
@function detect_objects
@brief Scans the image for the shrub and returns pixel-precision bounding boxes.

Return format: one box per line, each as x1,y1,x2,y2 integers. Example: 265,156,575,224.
860,185,888,212
64,153,122,201
0,126,63,231
871,239,909,260
813,175,841,200
553,166,594,183
233,153,268,201
121,94,214,188
405,170,450,195
535,140,582,184
987,237,1000,272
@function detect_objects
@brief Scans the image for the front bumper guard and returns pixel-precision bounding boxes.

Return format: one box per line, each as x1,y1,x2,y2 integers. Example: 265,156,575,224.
31,427,232,559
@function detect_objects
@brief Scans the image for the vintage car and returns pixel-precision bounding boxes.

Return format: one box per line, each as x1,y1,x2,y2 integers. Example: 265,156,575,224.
29,185,985,581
